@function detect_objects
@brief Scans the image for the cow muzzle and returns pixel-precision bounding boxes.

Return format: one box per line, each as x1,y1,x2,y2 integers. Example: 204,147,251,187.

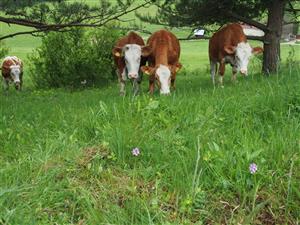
240,70,248,76
128,73,138,79
14,81,21,90
160,89,170,95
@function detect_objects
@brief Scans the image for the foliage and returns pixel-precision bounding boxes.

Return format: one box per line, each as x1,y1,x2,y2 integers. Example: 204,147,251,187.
1,1,101,24
29,27,122,88
140,0,299,29
0,0,150,40
0,41,8,59
1,0,130,23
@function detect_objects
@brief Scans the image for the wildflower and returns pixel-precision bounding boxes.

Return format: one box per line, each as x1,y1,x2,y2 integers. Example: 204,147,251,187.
249,163,258,174
132,147,140,156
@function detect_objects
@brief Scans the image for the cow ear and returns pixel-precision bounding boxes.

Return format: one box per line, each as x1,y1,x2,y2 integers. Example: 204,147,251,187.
141,66,152,75
141,45,152,57
112,47,123,57
175,62,182,72
170,63,182,74
252,46,263,54
224,45,236,54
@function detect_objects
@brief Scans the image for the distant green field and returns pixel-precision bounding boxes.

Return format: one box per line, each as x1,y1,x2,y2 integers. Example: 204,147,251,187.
1,1,300,224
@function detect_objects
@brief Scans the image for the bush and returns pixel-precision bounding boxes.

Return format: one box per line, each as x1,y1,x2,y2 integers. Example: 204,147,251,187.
29,27,122,88
0,41,8,59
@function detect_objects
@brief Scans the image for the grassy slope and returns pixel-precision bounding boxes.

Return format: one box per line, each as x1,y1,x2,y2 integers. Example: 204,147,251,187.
1,1,300,224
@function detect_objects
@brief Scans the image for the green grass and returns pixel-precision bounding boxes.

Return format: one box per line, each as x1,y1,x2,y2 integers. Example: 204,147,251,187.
1,1,300,224
1,64,300,224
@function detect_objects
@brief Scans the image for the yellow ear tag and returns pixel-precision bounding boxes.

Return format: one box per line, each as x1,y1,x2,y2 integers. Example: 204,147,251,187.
115,52,121,57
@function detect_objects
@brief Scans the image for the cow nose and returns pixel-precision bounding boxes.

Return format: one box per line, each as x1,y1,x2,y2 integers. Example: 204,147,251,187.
128,73,138,79
240,70,248,76
160,90,170,95
15,82,21,90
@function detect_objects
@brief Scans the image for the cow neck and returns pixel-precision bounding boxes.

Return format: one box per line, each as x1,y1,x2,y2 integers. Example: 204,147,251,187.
233,40,247,49
154,44,169,67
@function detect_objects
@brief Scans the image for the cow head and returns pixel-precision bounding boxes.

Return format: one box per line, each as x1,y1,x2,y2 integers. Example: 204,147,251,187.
224,42,263,76
10,65,21,90
141,63,182,95
113,44,144,80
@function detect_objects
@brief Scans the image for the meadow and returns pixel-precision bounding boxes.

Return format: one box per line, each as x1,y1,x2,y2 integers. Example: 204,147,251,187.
1,1,300,224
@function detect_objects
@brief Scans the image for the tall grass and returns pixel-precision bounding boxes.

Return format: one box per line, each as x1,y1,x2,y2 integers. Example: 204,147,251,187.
1,62,299,224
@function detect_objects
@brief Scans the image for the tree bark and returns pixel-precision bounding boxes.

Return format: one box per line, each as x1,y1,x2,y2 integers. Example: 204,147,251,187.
263,0,286,74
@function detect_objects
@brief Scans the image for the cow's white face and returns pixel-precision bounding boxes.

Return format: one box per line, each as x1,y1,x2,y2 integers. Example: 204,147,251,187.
141,63,182,95
234,42,252,76
156,65,171,95
113,44,143,80
123,44,142,79
10,65,21,84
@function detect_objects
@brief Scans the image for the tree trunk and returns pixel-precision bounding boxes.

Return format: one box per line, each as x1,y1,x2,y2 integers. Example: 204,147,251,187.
263,0,286,74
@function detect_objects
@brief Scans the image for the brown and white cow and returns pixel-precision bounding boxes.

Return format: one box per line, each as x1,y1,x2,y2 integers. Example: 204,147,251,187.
112,31,147,96
141,30,182,95
209,23,263,86
1,56,23,91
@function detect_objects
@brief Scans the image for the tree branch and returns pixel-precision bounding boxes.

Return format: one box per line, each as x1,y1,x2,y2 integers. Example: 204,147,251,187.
246,35,265,41
286,8,300,12
0,30,46,40
283,21,300,25
178,35,264,42
110,26,152,35
0,0,153,40
287,1,300,15
0,16,46,28
178,36,209,41
225,11,270,32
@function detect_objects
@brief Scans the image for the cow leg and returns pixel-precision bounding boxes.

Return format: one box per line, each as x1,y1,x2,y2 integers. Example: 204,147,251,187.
210,60,217,85
119,80,126,96
148,74,155,94
19,73,23,90
2,77,9,93
171,73,176,90
231,66,238,83
171,79,176,90
119,68,127,96
149,82,155,95
149,81,155,95
218,62,225,87
132,71,143,96
132,79,140,96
